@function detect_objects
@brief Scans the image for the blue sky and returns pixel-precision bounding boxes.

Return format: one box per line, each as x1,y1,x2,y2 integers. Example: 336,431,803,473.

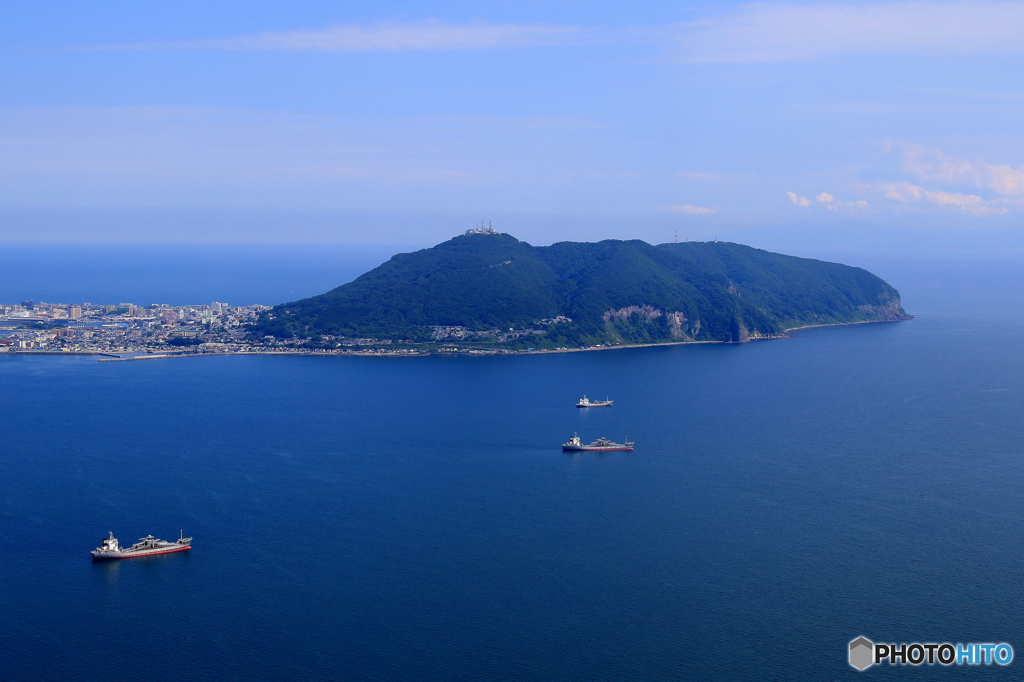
3,1,1024,247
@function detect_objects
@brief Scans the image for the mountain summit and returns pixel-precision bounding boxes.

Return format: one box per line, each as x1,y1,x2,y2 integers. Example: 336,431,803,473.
251,233,910,349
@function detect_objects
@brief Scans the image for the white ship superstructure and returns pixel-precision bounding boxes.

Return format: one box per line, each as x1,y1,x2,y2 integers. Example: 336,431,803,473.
562,434,634,451
576,395,613,408
91,531,192,560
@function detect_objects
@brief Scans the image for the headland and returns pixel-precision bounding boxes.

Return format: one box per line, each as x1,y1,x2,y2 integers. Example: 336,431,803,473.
1,232,911,358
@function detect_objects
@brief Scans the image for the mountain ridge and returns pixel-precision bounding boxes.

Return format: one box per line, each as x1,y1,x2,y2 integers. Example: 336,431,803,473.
250,233,911,349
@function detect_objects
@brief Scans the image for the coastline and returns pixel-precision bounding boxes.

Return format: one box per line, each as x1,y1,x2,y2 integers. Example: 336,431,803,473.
91,341,725,361
783,317,913,333
0,317,913,360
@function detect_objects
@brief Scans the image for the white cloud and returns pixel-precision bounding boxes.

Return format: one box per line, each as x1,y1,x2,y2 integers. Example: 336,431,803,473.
788,190,867,211
99,21,598,52
815,192,868,211
665,203,719,214
786,191,812,207
668,1,1024,62
894,142,1024,195
876,182,1006,215
987,164,1024,194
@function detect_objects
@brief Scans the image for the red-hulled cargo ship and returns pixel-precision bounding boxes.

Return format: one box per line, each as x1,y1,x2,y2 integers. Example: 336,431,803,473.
91,531,192,560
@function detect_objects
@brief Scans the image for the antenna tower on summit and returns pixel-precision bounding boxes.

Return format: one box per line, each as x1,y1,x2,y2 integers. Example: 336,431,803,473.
465,220,500,236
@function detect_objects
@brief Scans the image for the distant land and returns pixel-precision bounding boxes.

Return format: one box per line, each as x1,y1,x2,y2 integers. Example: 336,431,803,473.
250,231,911,351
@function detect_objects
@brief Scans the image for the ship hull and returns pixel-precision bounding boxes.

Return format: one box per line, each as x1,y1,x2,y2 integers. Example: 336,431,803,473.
92,545,191,560
576,403,612,408
562,445,633,451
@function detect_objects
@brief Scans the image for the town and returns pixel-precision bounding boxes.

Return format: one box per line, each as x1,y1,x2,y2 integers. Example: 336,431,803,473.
0,300,539,357
0,300,271,355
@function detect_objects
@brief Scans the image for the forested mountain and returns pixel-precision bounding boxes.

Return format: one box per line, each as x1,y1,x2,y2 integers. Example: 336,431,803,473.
250,233,910,348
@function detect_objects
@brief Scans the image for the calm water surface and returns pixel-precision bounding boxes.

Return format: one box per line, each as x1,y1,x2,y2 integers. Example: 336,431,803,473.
2,258,1024,681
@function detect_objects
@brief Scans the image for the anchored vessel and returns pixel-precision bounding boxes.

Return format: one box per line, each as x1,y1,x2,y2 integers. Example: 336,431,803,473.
576,395,613,408
91,531,192,560
562,434,634,451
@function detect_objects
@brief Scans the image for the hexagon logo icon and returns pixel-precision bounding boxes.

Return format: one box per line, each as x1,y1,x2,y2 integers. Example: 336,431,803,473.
849,637,874,671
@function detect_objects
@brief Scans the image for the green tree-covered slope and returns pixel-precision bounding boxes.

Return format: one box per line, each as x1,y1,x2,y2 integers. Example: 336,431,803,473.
251,234,910,347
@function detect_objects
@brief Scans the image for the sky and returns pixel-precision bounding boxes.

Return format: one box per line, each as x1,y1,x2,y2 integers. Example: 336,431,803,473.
3,0,1024,250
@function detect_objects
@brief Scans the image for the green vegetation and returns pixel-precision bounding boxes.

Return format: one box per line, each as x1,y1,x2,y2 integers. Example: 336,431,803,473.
250,234,911,348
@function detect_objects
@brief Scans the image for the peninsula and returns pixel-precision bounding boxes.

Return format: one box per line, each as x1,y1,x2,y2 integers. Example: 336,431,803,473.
249,231,911,351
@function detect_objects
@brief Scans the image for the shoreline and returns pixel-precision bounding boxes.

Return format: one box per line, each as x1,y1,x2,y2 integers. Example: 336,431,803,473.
3,318,910,361
783,317,912,333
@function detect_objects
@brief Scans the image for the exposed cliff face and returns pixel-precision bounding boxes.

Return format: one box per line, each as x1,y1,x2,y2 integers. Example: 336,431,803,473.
602,306,697,342
602,305,663,323
728,318,783,343
252,235,912,348
857,302,914,322
665,311,688,339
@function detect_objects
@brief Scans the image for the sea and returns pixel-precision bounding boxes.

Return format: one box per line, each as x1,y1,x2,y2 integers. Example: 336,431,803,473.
2,247,1024,681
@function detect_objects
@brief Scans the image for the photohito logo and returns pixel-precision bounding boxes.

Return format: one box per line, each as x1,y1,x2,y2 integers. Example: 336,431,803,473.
848,637,1013,671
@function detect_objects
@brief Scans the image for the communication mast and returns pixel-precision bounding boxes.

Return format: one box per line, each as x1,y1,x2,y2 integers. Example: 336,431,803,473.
465,220,500,236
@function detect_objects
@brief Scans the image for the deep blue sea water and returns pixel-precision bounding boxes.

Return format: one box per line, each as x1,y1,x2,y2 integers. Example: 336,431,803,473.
0,244,409,305
2,254,1024,681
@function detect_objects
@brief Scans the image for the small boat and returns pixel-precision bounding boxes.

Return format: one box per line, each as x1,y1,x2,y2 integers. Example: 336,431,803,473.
576,395,613,408
91,531,192,560
562,433,634,451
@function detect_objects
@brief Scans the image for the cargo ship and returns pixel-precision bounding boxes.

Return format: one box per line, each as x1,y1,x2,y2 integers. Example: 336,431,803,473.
91,531,192,560
562,434,634,451
576,395,613,407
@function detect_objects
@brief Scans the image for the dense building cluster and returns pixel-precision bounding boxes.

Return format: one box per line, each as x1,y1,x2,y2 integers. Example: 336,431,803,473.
0,300,268,354
0,300,438,355
0,298,656,357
